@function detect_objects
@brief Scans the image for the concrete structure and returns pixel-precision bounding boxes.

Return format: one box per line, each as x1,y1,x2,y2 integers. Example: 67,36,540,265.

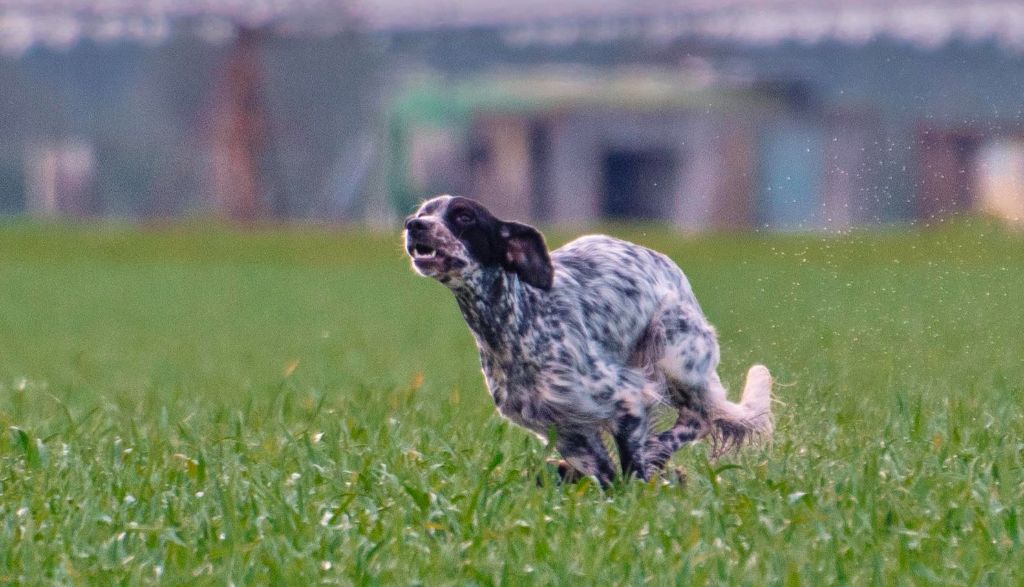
375,0,1024,228
2,0,1024,228
389,70,878,230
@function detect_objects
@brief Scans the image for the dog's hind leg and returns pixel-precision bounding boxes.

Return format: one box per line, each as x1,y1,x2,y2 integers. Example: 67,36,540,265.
640,406,708,474
627,306,705,476
653,304,773,456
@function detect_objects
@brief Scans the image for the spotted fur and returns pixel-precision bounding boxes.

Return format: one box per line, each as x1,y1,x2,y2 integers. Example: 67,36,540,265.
404,195,773,486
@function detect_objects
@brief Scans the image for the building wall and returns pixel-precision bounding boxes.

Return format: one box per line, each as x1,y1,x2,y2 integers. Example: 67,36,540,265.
976,139,1024,226
8,27,1021,226
472,107,780,230
821,110,883,230
697,40,1024,223
546,108,759,227
468,114,534,220
446,104,797,229
710,118,758,230
392,30,1024,226
0,33,386,219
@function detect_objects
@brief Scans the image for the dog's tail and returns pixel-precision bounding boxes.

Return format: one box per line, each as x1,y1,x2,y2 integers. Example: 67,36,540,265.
705,364,773,457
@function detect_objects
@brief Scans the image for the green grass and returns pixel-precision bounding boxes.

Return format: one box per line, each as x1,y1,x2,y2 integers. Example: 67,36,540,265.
0,219,1022,584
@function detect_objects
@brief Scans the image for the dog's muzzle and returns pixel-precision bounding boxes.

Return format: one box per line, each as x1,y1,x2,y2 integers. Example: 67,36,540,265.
404,230,450,274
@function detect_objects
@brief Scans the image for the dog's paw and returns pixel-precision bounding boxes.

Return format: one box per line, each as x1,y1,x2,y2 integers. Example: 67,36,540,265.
535,458,585,486
654,465,687,487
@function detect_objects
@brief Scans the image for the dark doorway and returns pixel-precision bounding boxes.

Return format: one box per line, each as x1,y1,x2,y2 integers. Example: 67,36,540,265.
0,162,24,214
529,119,552,220
602,148,678,220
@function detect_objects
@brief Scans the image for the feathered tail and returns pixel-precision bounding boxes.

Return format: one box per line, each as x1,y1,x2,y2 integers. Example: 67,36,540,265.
706,364,774,457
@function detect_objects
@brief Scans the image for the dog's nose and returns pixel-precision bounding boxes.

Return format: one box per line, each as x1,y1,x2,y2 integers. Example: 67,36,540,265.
405,217,428,232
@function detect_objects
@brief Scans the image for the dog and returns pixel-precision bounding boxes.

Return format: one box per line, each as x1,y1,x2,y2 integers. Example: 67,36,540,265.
404,195,772,486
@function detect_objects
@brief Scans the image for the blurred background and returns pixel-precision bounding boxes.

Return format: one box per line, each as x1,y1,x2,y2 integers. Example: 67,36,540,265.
1,0,1024,231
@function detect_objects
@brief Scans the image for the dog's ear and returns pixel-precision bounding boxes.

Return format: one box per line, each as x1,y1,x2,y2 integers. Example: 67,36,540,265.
499,221,553,290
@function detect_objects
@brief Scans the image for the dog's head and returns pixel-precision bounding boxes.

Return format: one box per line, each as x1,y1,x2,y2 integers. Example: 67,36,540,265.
403,195,553,290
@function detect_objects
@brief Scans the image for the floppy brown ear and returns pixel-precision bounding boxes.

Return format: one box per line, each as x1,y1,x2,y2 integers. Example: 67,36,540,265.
500,221,554,289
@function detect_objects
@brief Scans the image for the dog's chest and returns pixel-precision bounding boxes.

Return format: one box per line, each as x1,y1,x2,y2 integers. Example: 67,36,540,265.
477,350,553,431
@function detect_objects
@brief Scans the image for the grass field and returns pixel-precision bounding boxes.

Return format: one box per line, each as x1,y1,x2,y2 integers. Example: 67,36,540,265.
1,220,1022,584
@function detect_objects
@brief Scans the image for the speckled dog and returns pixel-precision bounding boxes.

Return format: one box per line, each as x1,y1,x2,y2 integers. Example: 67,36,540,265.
404,195,773,486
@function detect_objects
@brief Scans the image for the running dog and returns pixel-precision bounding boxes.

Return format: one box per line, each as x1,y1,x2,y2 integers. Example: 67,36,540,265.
404,195,772,486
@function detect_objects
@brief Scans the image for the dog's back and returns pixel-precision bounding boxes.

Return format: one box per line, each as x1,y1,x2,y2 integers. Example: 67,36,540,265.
550,235,701,362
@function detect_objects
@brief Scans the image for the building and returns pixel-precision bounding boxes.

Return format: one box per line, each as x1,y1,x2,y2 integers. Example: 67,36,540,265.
2,0,1024,228
375,1,1024,228
0,1,386,221
389,68,877,230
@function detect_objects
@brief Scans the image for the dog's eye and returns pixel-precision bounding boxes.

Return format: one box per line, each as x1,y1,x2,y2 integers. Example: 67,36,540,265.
454,212,474,225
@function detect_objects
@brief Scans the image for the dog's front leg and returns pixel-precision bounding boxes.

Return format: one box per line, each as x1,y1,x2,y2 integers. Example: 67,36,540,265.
555,428,616,488
612,411,653,481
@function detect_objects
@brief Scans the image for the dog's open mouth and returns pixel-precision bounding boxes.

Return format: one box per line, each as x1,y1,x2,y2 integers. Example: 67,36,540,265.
407,241,448,272
411,243,437,259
